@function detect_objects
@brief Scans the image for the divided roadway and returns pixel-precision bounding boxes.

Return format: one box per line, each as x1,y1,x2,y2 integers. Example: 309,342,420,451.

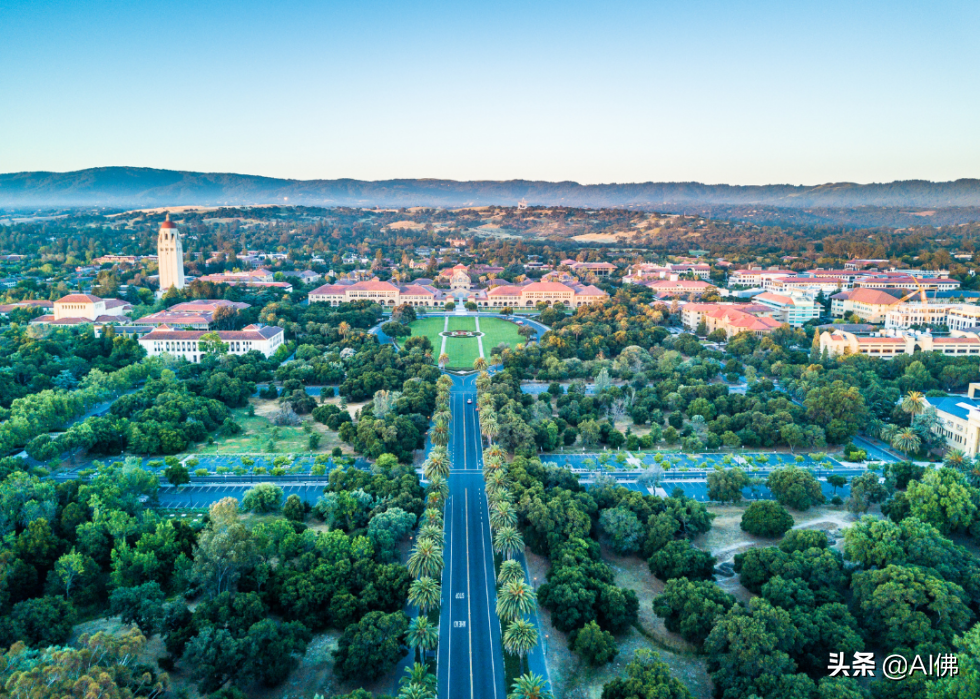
438,374,507,699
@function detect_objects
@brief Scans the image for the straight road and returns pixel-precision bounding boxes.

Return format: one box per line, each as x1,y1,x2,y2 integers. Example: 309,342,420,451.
438,374,506,699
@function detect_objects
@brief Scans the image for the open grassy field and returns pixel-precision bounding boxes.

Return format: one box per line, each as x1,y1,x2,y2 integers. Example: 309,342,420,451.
407,315,527,370
187,398,352,456
479,316,524,352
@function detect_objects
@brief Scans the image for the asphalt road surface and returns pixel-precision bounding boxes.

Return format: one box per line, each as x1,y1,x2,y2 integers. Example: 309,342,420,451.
438,374,507,699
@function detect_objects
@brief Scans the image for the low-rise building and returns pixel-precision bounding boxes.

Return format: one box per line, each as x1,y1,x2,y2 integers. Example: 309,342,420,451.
926,386,980,457
0,300,53,315
883,303,980,331
470,280,607,309
197,269,293,291
32,294,132,326
818,329,980,359
139,324,285,362
754,292,820,327
309,279,446,307
138,300,251,329
830,288,902,323
639,279,716,298
680,303,784,338
562,260,617,276
728,269,793,287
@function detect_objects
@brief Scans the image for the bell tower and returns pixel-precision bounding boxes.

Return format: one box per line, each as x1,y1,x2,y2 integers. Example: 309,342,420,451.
158,213,186,293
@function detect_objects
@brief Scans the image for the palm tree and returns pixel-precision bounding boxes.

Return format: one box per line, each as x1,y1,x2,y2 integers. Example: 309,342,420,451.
497,559,525,586
406,615,438,663
944,449,967,469
474,357,489,372
338,321,351,340
408,576,441,614
902,391,926,417
401,663,437,694
397,685,432,699
407,539,444,579
481,414,500,445
485,444,505,461
438,353,450,369
490,501,518,531
503,618,539,675
418,523,445,546
420,508,443,528
431,421,450,447
493,527,524,560
424,449,450,480
794,381,810,401
891,428,922,458
496,579,537,622
425,474,449,504
879,424,899,445
485,470,509,498
509,673,553,699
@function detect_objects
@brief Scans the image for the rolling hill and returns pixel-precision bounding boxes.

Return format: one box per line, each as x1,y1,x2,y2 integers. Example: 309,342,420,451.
1,167,979,211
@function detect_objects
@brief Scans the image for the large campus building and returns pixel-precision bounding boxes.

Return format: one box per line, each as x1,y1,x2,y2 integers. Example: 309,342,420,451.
680,302,784,338
818,329,980,359
469,280,608,309
926,386,980,458
309,279,447,307
138,324,285,362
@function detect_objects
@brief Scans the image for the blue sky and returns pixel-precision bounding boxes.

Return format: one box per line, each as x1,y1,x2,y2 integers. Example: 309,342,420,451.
1,0,978,184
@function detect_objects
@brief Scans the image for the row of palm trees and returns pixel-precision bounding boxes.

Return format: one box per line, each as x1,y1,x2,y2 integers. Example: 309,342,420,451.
477,369,553,699
400,377,455,698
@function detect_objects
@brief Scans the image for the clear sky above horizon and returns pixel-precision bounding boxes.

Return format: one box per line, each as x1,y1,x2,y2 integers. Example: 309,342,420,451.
1,0,978,185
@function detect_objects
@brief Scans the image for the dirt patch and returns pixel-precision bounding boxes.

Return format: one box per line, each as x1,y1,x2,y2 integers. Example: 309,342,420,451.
387,220,426,230
527,548,711,699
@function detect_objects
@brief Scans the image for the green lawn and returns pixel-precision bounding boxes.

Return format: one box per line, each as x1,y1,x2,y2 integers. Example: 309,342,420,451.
407,317,447,353
187,402,347,455
406,315,528,370
478,317,525,352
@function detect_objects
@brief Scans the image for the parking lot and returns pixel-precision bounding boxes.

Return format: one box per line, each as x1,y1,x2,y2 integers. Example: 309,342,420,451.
157,482,326,509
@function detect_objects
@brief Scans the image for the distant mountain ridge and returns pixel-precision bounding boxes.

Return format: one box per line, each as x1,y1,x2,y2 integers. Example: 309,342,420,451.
2,167,979,209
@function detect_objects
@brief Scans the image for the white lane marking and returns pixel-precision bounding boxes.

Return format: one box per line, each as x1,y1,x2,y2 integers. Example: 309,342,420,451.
465,489,474,699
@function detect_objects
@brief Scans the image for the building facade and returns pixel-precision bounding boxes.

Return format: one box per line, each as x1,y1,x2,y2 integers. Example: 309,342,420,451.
818,329,980,358
754,292,820,327
139,324,284,362
926,387,980,457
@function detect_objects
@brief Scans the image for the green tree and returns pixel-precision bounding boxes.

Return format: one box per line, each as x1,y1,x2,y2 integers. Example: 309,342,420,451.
503,617,539,673
509,673,553,699
199,331,229,356
408,576,441,615
598,506,644,555
652,577,736,647
906,467,977,534
282,493,305,521
740,500,795,537
569,620,617,666
332,611,409,681
851,564,973,652
600,649,693,699
242,483,284,513
766,466,825,511
707,467,748,503
648,541,715,582
497,580,537,623
164,462,190,486
406,615,438,663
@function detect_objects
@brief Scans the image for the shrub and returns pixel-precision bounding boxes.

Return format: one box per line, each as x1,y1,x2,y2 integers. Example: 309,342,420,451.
740,501,794,538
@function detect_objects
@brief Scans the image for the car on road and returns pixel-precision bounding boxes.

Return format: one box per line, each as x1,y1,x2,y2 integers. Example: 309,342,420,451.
467,398,473,404
516,320,524,325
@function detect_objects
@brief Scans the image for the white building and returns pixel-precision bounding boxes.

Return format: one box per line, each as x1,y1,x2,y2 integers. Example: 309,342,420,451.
138,324,285,362
158,214,186,293
926,387,980,457
885,303,980,331
754,292,820,327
